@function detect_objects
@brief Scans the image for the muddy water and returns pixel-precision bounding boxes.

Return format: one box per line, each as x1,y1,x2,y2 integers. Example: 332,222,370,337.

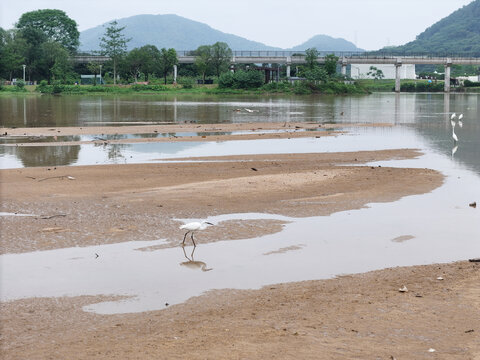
1,93,479,172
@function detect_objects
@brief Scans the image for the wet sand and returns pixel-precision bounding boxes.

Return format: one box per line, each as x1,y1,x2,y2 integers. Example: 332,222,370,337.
1,149,440,254
0,122,393,147
1,125,479,359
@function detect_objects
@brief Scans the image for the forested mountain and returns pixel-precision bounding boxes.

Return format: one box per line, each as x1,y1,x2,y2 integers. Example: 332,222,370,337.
383,0,480,54
79,14,280,51
79,14,360,52
289,35,363,52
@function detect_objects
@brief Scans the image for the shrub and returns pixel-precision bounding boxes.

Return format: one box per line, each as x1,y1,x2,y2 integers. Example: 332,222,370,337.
52,80,64,94
131,84,168,91
261,81,293,93
218,72,235,88
37,80,50,93
16,79,26,89
303,67,328,82
293,82,312,95
218,70,264,89
464,80,480,87
400,81,443,92
179,77,194,89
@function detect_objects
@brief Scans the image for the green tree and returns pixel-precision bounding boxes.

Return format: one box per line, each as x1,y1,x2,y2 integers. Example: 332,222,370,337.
0,28,26,81
39,41,72,83
138,45,160,81
303,67,328,82
125,47,146,83
16,9,79,52
305,48,319,70
324,54,339,76
86,62,101,85
210,42,232,78
194,45,212,82
366,66,385,80
16,27,48,81
99,21,130,85
157,48,178,85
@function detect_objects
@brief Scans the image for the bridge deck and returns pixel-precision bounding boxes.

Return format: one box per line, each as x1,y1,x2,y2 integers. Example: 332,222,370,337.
74,51,480,65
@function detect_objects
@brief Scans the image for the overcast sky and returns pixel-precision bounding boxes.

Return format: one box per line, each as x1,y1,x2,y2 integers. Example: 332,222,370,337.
0,0,473,50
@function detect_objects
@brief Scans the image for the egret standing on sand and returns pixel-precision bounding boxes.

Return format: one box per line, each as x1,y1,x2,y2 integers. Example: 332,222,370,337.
179,221,214,247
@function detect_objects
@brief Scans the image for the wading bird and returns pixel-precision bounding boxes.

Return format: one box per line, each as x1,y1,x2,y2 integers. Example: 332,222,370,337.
458,113,464,128
179,221,214,247
451,113,457,120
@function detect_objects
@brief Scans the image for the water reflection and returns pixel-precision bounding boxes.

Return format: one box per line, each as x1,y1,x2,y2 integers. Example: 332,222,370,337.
181,246,212,272
1,93,479,173
5,143,81,167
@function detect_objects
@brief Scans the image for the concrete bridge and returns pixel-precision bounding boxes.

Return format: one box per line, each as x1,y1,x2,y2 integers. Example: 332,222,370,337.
74,51,480,92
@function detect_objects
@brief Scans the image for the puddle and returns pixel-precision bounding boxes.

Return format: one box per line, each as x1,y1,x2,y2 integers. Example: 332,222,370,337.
0,127,421,169
1,151,479,314
0,212,37,217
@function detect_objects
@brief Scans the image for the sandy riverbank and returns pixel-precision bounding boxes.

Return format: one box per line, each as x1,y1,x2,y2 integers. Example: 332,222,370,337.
1,135,479,359
1,149,440,254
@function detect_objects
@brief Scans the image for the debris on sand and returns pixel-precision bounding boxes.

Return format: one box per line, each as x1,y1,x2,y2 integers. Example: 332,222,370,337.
398,286,408,293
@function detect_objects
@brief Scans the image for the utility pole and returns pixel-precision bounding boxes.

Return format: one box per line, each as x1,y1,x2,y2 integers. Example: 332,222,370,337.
22,64,26,82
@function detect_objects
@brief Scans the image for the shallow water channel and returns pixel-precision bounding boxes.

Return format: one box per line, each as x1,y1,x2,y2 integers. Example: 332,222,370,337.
1,93,479,314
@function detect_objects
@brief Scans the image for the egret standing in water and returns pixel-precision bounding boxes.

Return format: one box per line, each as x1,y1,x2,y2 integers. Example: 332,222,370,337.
451,113,457,120
179,221,214,247
458,113,464,128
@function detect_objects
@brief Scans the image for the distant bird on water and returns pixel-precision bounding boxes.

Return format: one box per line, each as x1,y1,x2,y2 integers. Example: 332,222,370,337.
179,221,214,247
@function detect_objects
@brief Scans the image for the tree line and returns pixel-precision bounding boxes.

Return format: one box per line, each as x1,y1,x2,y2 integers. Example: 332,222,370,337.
1,8,361,95
0,9,236,86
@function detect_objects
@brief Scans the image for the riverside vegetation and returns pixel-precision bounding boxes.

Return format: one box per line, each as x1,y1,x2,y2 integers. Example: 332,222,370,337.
2,9,479,96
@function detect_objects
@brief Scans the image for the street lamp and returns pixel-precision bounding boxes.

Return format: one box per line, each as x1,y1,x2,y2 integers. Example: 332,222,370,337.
22,64,26,82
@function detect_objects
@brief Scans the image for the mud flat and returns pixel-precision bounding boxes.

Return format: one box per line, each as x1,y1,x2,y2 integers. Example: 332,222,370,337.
1,128,479,359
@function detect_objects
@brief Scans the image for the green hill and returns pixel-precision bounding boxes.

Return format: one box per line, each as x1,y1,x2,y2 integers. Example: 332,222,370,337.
79,14,361,52
383,0,480,55
79,14,280,51
289,34,363,52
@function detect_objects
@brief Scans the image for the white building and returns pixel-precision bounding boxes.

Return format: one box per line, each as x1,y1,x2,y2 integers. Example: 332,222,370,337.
349,64,416,80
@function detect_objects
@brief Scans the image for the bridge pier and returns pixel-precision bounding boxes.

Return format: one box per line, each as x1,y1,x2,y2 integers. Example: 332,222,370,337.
395,59,402,93
286,57,291,79
341,57,347,76
444,59,452,92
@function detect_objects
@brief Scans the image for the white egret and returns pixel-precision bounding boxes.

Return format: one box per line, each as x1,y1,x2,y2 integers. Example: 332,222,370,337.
451,113,457,120
179,221,213,246
458,113,464,128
